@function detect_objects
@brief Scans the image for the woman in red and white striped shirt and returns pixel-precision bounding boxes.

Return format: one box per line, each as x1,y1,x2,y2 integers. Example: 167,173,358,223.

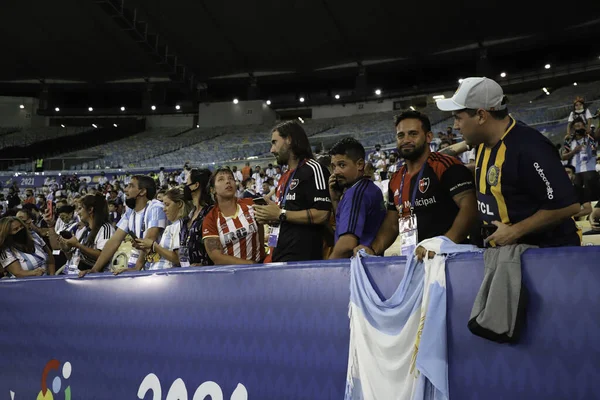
202,168,265,265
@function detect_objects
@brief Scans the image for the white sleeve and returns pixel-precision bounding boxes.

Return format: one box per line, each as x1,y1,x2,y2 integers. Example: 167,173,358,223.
94,224,115,250
568,112,574,122
0,249,17,269
586,109,593,120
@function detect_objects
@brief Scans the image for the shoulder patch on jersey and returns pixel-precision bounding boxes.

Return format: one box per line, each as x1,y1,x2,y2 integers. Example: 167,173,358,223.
289,179,299,190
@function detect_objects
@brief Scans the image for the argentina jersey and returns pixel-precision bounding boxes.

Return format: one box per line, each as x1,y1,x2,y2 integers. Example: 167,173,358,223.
475,117,579,247
565,136,597,173
0,232,48,276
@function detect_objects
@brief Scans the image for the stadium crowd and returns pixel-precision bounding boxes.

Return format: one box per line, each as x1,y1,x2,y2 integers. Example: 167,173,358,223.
1,77,599,278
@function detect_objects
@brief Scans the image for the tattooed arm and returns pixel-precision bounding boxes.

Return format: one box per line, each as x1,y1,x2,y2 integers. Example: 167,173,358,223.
204,237,257,265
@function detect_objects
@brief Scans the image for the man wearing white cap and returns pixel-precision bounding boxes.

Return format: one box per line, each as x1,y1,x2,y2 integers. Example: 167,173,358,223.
436,77,580,247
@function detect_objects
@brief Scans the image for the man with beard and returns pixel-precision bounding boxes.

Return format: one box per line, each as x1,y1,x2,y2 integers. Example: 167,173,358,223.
79,175,166,276
254,121,332,262
328,138,386,259
355,111,477,258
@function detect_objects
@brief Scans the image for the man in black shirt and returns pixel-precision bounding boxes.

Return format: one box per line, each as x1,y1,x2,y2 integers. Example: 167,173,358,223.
254,121,332,262
565,165,592,219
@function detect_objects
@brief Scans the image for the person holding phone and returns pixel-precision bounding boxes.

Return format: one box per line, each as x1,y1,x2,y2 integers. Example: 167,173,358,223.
134,188,193,269
0,217,55,278
202,168,265,265
59,194,115,275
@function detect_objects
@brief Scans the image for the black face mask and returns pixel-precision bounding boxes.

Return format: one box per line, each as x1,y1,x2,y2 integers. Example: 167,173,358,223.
575,129,586,136
12,228,28,244
125,193,139,209
183,184,196,201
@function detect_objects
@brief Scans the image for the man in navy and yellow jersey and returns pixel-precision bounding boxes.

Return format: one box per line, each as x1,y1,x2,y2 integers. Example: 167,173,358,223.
437,77,580,247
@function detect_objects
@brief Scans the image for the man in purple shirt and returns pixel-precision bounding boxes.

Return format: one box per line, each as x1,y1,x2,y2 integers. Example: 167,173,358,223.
328,138,387,259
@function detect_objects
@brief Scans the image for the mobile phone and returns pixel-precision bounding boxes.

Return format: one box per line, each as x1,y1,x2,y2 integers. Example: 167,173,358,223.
59,231,73,239
252,197,268,206
46,200,54,220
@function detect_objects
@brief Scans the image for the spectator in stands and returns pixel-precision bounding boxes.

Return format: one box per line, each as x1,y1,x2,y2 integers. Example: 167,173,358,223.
158,167,166,188
232,165,243,183
156,189,166,202
265,163,276,178
438,77,580,247
355,111,477,258
565,165,592,219
79,175,167,276
17,206,46,239
241,178,256,199
108,201,119,228
202,168,265,265
241,162,252,181
7,187,20,209
179,168,214,267
567,97,594,134
0,216,55,277
60,194,115,275
327,138,386,259
254,121,332,262
388,153,400,174
589,204,600,231
252,166,265,195
562,117,599,200
98,171,108,186
23,189,35,205
135,188,192,269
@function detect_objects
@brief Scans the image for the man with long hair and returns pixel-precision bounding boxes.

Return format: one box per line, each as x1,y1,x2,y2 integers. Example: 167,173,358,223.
254,121,332,262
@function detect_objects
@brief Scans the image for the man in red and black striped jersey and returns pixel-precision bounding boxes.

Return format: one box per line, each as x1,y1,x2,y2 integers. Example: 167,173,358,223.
355,111,478,258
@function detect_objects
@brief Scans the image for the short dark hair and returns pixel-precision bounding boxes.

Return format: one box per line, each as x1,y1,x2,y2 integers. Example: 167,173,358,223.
132,175,157,200
329,137,366,162
271,121,314,160
565,164,576,174
394,111,432,133
22,203,38,212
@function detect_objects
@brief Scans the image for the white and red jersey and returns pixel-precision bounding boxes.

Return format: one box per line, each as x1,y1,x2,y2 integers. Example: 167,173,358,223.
202,198,264,262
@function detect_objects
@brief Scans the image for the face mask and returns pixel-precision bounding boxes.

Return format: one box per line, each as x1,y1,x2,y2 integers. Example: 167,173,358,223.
575,107,584,112
12,228,28,244
575,129,586,136
183,184,195,201
125,195,138,209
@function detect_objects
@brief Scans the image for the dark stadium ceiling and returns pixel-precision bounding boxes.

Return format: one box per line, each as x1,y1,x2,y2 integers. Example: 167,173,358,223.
1,0,600,106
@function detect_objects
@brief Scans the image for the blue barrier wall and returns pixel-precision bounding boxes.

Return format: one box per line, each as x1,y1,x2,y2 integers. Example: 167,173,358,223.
1,248,599,399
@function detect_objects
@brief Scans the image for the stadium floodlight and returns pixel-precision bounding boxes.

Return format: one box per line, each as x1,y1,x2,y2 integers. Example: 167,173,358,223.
335,94,340,100
375,89,382,96
55,107,60,112
266,100,271,105
151,105,156,110
19,104,25,109
298,117,304,123
458,78,464,84
299,97,305,103
233,99,239,104
88,107,93,112
92,124,98,128
196,124,199,128
175,105,181,110
432,95,445,100
113,123,118,127
573,82,578,86
544,64,551,69
120,106,126,111
60,124,65,128
500,72,507,78
410,106,416,111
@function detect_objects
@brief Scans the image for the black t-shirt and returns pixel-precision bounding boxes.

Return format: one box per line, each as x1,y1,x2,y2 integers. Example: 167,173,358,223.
272,159,332,262
388,152,475,242
474,118,579,247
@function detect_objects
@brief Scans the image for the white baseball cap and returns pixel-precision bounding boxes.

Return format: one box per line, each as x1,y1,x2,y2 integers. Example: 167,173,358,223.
436,77,506,112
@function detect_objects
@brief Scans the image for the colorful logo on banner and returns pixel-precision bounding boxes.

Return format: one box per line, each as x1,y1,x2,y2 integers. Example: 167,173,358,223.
33,359,72,400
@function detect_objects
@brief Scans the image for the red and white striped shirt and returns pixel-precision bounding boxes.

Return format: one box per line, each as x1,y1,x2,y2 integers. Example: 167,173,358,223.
202,198,264,263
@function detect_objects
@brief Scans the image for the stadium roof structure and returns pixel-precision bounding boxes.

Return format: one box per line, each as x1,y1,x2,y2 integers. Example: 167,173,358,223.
1,0,600,106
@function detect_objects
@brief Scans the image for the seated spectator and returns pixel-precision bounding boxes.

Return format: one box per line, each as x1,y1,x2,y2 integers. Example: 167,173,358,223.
23,189,35,205
565,165,593,220
135,188,192,269
203,168,265,265
328,138,386,259
108,201,120,228
59,194,115,275
0,217,55,277
79,175,167,276
241,178,256,199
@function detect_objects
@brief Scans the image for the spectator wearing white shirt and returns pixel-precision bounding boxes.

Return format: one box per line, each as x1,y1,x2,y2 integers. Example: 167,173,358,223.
232,166,243,183
79,175,167,276
567,97,594,134
158,167,166,187
252,167,265,195
135,188,192,270
0,217,55,277
98,171,108,186
59,194,115,274
265,163,276,178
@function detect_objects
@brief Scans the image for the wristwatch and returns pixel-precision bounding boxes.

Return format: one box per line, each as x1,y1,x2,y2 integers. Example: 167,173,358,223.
279,209,287,222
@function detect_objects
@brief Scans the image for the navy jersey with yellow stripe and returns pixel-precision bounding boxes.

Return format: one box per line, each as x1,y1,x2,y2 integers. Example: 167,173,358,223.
475,117,579,247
